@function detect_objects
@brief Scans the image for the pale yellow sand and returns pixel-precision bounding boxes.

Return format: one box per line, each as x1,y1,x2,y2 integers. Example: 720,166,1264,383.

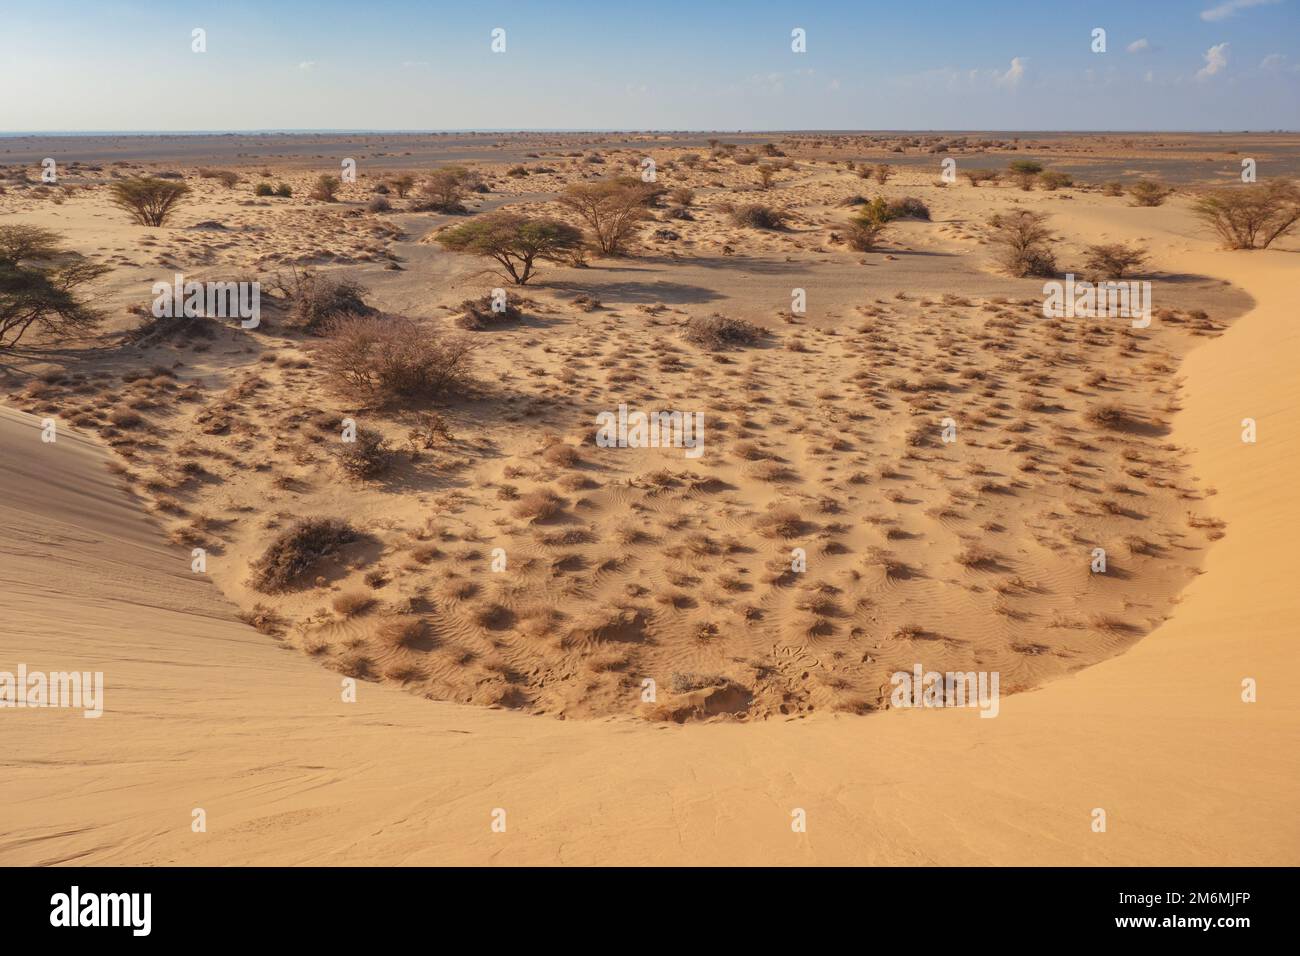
1,192,1295,864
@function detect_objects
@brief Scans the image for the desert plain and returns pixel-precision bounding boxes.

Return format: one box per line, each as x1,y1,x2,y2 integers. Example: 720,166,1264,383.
0,130,1297,865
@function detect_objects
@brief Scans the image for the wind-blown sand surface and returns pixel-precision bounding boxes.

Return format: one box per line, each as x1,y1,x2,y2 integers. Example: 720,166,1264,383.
2,174,1296,863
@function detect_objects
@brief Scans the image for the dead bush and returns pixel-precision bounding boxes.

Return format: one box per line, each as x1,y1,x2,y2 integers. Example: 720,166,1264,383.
280,270,372,332
683,314,766,350
512,489,565,522
333,592,375,617
317,314,477,402
336,426,391,479
729,204,786,229
250,517,357,592
376,615,429,649
454,293,522,329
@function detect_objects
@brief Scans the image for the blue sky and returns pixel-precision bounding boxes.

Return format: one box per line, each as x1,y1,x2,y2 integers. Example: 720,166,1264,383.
1,0,1297,131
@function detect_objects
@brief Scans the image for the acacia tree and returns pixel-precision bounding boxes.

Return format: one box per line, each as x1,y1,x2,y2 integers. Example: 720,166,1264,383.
1008,159,1043,190
435,212,584,284
387,174,416,198
0,226,109,348
108,177,191,226
557,179,653,256
1192,181,1300,249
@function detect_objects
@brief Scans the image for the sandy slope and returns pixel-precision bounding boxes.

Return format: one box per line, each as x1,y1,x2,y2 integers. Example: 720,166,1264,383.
2,191,1297,864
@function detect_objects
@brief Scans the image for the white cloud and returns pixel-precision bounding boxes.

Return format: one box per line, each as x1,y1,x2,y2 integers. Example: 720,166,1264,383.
1196,43,1229,80
1126,38,1151,54
1259,53,1299,72
298,61,317,71
994,57,1026,89
1200,0,1280,22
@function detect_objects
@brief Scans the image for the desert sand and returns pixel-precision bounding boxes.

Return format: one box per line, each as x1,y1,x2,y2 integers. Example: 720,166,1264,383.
1,133,1297,864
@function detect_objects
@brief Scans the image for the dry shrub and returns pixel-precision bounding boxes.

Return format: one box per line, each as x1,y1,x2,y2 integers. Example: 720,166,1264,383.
309,174,341,202
542,441,580,467
1038,170,1073,191
407,410,454,448
454,293,522,329
729,203,786,229
336,426,391,479
414,166,479,213
954,544,999,569
1085,402,1135,430
281,270,372,332
886,196,930,220
238,603,286,635
376,615,428,649
755,506,809,538
333,591,375,617
669,186,695,206
251,517,357,592
1082,243,1149,280
986,210,1058,277
683,314,765,350
198,168,241,188
512,489,565,522
334,651,374,679
962,169,1000,187
386,174,416,198
1128,179,1171,207
317,314,476,402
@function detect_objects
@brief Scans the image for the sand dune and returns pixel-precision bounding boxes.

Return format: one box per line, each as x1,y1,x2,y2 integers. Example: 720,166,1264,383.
2,182,1296,863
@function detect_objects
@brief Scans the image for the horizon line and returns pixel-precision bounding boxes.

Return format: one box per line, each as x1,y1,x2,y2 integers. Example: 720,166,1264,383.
3,128,1297,137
